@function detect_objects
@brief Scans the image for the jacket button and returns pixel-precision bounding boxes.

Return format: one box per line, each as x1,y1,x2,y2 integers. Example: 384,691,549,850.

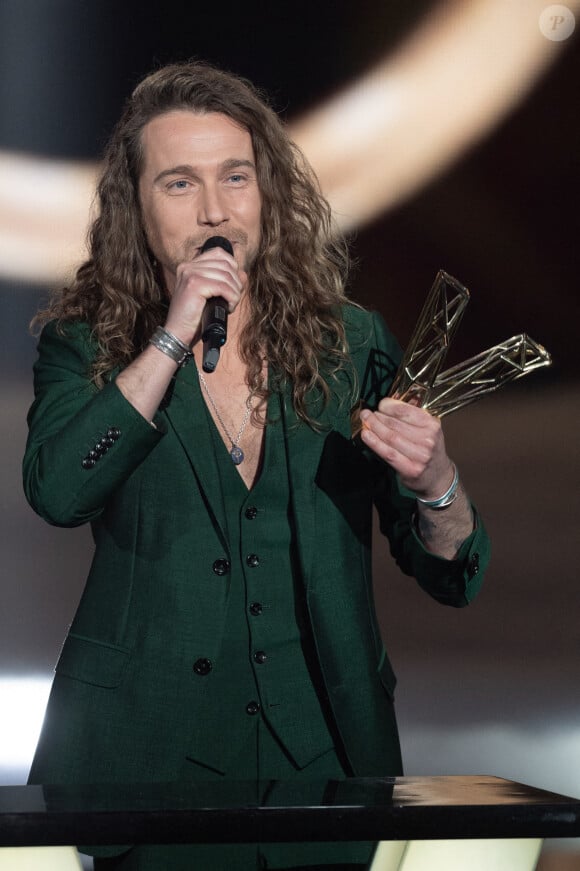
245,506,258,520
249,602,263,616
81,457,96,470
213,558,230,576
193,658,212,676
246,701,260,715
467,553,480,578
253,651,267,664
246,554,260,568
107,427,121,440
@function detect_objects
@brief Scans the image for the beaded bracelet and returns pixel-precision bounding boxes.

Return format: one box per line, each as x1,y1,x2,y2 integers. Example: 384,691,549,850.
149,326,193,368
416,463,459,510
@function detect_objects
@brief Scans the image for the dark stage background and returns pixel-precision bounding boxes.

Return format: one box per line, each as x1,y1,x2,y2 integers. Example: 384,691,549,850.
1,0,579,864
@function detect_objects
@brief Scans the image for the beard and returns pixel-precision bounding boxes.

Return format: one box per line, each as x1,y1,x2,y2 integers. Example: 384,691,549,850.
178,229,258,273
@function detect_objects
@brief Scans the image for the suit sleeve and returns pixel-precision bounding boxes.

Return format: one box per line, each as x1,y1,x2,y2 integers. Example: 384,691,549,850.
365,310,490,607
22,320,166,527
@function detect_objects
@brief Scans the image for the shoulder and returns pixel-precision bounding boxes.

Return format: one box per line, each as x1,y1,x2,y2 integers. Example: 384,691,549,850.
340,303,401,358
341,303,373,331
37,319,97,355
34,319,99,381
39,318,93,342
340,304,402,403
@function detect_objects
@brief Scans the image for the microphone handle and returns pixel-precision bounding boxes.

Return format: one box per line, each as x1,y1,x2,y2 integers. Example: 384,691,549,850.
201,297,228,373
199,236,233,373
202,339,221,373
201,296,228,342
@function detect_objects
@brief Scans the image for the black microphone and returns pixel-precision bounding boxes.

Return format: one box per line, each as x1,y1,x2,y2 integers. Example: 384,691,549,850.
199,236,234,373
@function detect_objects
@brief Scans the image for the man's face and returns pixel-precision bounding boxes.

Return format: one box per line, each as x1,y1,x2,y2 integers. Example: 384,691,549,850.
138,110,262,293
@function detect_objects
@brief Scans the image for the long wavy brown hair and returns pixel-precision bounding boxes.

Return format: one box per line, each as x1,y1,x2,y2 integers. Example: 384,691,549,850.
33,60,356,426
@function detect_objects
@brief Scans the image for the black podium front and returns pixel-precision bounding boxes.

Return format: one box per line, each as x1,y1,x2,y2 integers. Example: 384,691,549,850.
0,776,579,847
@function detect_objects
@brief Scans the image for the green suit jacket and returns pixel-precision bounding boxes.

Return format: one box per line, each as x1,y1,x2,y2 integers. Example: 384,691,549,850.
23,305,489,789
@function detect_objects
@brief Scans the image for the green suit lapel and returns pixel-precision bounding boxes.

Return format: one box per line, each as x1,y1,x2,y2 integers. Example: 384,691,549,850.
163,367,355,575
162,361,229,552
280,379,353,588
280,386,320,587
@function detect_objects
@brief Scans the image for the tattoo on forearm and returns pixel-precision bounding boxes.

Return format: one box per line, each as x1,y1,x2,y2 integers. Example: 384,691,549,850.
417,512,437,543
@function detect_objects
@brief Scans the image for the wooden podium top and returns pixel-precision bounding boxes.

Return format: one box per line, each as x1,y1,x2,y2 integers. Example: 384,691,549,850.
1,775,579,846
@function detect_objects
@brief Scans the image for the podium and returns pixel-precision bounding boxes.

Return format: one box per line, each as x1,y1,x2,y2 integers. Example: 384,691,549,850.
1,775,579,869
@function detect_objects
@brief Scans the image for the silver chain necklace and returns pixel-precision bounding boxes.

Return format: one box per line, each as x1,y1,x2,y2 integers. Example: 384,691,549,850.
198,370,252,465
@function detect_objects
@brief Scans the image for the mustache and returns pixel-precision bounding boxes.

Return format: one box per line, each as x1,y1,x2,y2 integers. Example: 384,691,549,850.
183,231,249,258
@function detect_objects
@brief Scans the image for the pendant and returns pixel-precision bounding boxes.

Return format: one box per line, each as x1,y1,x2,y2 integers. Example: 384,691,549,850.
230,445,244,465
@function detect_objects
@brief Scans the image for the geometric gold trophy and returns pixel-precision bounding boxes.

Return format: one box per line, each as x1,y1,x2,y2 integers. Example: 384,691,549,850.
389,270,552,417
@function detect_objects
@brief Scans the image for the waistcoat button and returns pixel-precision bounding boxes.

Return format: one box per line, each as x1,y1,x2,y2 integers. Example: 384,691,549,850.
246,701,261,715
253,651,267,664
246,554,260,568
249,602,263,616
245,506,258,520
213,558,230,576
193,658,212,676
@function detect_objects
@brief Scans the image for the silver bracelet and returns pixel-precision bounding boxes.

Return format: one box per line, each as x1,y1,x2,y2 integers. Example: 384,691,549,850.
149,326,193,368
416,463,459,510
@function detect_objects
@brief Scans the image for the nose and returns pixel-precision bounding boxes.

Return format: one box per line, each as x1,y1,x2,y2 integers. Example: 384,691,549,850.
197,183,228,227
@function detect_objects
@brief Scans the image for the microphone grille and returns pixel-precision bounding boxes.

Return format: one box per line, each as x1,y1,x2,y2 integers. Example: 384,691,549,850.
200,236,234,256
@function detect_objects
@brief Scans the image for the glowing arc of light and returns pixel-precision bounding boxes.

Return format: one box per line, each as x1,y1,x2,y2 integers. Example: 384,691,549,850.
0,0,577,284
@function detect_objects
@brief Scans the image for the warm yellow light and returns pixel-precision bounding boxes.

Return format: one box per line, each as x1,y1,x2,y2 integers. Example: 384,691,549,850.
292,0,579,230
0,0,576,283
0,153,97,284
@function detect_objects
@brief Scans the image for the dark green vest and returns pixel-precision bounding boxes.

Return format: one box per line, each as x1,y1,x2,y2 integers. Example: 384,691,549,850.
202,393,336,773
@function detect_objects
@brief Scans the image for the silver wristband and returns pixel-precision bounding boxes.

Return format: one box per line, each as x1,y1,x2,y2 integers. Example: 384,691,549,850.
416,463,460,510
149,326,193,368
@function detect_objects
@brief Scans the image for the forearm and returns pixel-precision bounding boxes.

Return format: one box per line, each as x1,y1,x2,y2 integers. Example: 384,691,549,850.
115,341,180,422
24,321,172,526
24,379,164,526
414,482,474,559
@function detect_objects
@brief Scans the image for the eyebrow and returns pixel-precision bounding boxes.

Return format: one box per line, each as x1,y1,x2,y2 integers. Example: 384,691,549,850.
153,158,256,185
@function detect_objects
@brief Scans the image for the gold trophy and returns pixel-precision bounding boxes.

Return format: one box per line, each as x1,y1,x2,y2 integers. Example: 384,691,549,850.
389,270,552,417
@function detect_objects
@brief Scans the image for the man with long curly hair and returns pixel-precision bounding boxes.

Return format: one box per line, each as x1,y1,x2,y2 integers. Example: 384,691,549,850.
23,61,489,870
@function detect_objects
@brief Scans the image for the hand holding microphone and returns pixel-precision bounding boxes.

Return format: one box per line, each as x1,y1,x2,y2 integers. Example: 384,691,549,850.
162,234,241,373
199,236,234,373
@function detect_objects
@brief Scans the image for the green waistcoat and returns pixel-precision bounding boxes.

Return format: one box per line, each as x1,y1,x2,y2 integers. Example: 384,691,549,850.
202,391,337,772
